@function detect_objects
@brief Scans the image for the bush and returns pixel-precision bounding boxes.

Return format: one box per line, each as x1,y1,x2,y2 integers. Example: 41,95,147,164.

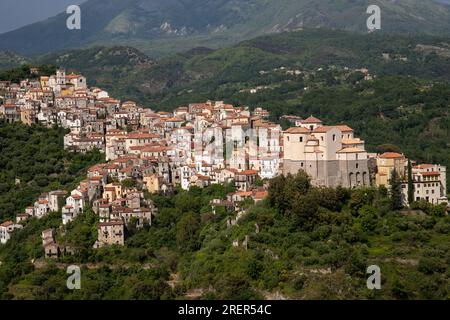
293,274,307,291
418,257,446,275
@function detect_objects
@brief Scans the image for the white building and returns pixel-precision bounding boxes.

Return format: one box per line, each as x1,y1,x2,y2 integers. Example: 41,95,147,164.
0,221,22,244
403,164,448,205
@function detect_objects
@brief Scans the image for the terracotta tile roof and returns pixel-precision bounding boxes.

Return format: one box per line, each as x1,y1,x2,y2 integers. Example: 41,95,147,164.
126,132,159,139
379,152,404,159
413,164,434,169
420,171,440,176
337,147,366,153
302,116,322,123
285,127,310,134
0,220,13,228
313,125,353,133
98,220,124,227
252,191,268,199
236,191,253,197
239,170,258,175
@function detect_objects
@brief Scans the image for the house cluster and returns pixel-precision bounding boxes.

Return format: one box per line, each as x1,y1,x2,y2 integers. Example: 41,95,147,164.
41,228,73,259
60,162,158,249
9,160,158,249
375,153,447,205
0,67,447,247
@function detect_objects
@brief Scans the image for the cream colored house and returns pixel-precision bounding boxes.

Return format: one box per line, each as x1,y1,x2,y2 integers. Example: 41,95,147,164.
375,152,407,187
283,117,371,188
97,220,125,247
402,164,448,205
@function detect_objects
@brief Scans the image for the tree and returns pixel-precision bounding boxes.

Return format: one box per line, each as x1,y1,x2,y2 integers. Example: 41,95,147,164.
268,171,311,214
290,192,319,230
359,205,378,232
121,179,136,189
268,174,287,212
389,169,403,210
176,212,200,252
407,160,414,205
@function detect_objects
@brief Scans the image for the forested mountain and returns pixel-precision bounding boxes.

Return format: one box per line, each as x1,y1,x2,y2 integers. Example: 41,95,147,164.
36,29,450,100
2,0,450,57
0,51,28,70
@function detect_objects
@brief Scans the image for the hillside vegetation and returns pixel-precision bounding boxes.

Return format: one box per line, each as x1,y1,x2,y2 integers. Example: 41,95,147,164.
0,122,104,221
0,172,448,299
36,29,450,100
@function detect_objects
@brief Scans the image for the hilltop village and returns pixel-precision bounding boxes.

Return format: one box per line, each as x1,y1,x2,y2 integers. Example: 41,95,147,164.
0,68,448,254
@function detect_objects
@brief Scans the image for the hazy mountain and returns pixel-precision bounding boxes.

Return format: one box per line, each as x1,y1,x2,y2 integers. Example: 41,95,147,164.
0,0,86,34
2,0,450,57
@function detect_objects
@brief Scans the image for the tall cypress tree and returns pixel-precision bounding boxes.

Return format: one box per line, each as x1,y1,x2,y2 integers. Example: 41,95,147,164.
389,169,403,210
407,160,414,205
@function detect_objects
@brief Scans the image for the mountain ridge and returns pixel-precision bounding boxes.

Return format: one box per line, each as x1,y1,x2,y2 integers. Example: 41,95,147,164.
2,0,450,57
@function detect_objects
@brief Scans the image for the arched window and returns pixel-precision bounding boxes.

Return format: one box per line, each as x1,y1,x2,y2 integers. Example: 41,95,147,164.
349,172,354,188
356,172,361,186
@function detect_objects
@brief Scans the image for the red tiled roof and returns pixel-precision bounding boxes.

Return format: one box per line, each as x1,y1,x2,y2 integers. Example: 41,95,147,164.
313,125,353,133
421,171,440,176
379,152,404,159
239,170,258,175
285,127,310,134
0,220,13,227
414,164,434,169
303,116,322,123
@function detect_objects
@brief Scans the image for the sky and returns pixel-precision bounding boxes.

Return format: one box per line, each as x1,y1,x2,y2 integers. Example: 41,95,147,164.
0,0,86,34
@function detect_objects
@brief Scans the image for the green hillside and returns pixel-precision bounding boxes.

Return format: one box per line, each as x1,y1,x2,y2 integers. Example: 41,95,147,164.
1,172,448,299
0,51,28,70
38,29,450,99
0,122,104,221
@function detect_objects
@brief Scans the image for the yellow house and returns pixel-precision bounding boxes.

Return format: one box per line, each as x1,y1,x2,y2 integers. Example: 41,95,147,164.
40,76,49,88
375,152,407,187
102,183,123,202
20,108,35,125
143,174,160,194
